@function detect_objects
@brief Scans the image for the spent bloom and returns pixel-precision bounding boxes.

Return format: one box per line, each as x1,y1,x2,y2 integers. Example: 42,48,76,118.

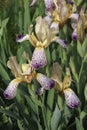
17,16,66,70
52,62,80,108
44,0,76,26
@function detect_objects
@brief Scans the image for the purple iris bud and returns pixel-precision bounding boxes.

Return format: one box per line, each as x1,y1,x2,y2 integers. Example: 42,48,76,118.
32,47,47,69
72,29,78,40
64,88,80,108
36,73,55,91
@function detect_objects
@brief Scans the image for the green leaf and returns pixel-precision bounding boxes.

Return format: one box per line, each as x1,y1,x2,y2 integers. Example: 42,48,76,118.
17,46,26,64
76,0,83,6
75,118,84,130
84,83,87,101
0,63,10,81
51,104,61,130
24,95,38,115
46,89,55,128
2,18,9,28
57,95,64,110
17,120,25,130
46,47,51,65
24,0,31,33
0,41,7,66
63,106,72,125
52,47,56,62
77,38,87,58
82,37,87,57
0,18,9,37
77,41,83,58
28,84,42,106
69,57,79,82
80,111,87,120
0,108,19,120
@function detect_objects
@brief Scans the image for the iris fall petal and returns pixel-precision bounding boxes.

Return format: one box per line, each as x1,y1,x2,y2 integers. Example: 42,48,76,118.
64,88,80,108
4,79,21,100
36,73,55,90
32,47,47,69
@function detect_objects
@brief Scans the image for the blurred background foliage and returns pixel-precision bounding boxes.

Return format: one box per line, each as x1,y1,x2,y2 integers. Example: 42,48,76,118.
0,0,87,130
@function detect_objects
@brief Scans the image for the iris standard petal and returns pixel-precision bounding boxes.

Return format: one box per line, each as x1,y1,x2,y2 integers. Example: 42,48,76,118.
3,79,20,100
44,0,54,11
32,47,47,69
50,22,59,34
64,88,80,108
16,34,29,42
7,56,22,77
36,73,55,90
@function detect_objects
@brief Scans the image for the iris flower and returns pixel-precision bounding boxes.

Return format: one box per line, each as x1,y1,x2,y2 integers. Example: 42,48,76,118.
4,54,55,99
3,55,35,99
17,16,66,70
52,62,80,108
44,0,76,26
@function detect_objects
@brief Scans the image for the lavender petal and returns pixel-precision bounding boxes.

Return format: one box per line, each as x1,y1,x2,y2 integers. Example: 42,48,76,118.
55,38,67,48
3,79,20,100
36,73,55,90
32,47,47,69
64,88,80,108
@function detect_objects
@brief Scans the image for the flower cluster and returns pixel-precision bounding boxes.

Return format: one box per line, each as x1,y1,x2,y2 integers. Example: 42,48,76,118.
4,53,55,99
4,0,81,109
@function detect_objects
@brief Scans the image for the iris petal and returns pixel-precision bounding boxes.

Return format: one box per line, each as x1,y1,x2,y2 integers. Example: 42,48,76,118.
3,79,20,100
16,34,29,42
70,13,79,21
36,73,55,91
64,88,80,108
32,47,47,69
55,38,67,48
44,0,54,11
